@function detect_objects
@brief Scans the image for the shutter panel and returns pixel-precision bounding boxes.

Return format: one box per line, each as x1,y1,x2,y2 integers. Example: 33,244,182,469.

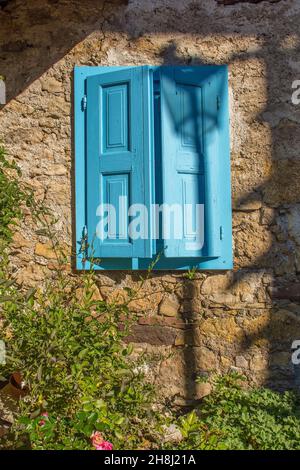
86,67,153,258
160,66,221,258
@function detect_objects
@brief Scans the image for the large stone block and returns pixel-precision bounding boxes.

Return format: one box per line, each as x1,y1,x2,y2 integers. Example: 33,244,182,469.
125,324,177,346
40,76,63,94
159,295,180,317
34,242,56,260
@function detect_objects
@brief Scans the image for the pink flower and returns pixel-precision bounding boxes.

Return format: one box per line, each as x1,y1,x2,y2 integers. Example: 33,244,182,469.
95,441,113,451
91,431,104,448
38,412,49,427
91,431,113,450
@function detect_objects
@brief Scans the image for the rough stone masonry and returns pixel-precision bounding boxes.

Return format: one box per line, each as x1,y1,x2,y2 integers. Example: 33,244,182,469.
0,0,300,405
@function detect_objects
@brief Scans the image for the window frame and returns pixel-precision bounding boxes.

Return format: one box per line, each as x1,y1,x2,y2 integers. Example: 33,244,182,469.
74,65,232,271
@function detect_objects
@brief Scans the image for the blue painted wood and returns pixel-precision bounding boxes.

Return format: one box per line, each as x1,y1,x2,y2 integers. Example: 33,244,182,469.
142,66,156,259
86,67,154,259
74,65,232,271
160,66,222,258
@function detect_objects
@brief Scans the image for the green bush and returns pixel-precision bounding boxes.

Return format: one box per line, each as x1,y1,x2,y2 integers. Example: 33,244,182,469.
0,145,32,247
186,373,300,450
1,271,159,449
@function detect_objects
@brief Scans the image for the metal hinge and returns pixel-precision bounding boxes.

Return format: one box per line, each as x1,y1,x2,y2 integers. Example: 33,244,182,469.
81,95,87,111
220,225,223,240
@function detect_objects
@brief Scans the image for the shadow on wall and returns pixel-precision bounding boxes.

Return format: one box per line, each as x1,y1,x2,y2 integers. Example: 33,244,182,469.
159,31,300,398
1,0,300,403
0,0,128,104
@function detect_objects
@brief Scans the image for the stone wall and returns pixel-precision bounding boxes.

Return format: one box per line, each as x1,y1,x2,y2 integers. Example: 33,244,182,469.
1,0,300,405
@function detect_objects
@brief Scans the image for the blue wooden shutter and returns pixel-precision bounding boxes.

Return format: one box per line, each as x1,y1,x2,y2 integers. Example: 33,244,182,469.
160,66,223,258
86,67,153,259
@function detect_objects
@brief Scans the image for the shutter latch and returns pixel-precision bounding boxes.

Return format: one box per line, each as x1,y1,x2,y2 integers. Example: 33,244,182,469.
220,225,223,240
81,95,87,111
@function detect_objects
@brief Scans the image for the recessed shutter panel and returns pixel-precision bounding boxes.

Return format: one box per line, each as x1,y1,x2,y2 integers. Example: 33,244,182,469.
86,67,154,259
160,66,221,258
